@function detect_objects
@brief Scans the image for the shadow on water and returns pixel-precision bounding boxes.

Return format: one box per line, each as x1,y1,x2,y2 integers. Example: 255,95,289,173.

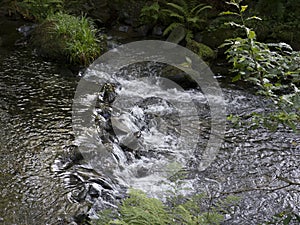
0,21,299,224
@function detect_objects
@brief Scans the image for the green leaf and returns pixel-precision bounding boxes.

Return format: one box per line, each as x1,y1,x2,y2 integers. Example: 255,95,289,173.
163,22,181,36
225,1,240,9
169,12,185,22
246,16,262,21
248,30,256,39
187,16,199,24
194,5,212,16
240,5,248,13
232,74,241,82
166,2,186,15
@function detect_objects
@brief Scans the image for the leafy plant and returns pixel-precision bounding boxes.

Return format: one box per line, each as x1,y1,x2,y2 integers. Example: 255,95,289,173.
140,1,161,26
94,188,239,225
220,0,300,131
45,12,105,66
161,0,212,42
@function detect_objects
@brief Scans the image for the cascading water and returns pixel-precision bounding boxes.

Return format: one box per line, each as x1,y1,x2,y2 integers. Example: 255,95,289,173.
0,34,299,224
58,61,212,220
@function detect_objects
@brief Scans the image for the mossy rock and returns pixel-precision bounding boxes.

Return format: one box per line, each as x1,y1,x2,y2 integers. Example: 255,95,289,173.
30,14,107,66
186,40,216,62
30,21,66,62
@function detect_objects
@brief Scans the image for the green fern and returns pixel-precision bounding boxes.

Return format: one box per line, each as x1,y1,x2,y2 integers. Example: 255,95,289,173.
94,189,239,225
115,189,171,225
163,22,183,36
161,0,211,42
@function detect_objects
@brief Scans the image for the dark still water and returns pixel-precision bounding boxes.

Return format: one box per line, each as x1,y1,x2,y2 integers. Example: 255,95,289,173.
0,48,78,224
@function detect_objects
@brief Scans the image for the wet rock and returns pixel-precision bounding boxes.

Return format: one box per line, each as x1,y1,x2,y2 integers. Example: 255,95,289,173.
118,25,130,33
88,184,101,198
152,25,163,36
136,24,151,36
98,83,119,104
161,65,198,88
17,24,37,37
30,21,67,62
119,131,142,151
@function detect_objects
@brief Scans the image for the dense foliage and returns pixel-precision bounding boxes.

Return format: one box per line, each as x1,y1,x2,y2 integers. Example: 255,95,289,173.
94,189,239,225
220,0,299,131
140,0,211,42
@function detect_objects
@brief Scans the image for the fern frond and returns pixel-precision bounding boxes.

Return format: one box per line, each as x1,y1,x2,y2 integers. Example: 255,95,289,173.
191,3,205,14
169,12,185,22
166,2,186,15
175,0,189,13
163,22,182,36
187,16,200,25
194,5,212,16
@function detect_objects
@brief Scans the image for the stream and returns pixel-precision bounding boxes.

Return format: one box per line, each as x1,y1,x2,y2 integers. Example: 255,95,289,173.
0,23,300,225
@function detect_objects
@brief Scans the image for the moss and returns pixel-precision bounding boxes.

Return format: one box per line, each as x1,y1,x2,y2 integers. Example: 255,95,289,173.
186,40,216,62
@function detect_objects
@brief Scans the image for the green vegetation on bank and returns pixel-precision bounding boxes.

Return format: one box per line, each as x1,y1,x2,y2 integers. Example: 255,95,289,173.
45,13,105,65
2,0,105,66
221,0,299,131
93,189,239,225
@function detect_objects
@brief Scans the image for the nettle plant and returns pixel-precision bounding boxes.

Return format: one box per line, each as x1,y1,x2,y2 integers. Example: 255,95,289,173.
220,0,299,131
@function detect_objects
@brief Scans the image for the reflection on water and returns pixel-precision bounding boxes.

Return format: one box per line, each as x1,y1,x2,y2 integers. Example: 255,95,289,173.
0,49,78,224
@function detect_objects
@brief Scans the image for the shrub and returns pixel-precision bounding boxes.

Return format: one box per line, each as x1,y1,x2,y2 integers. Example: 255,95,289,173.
220,0,300,130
